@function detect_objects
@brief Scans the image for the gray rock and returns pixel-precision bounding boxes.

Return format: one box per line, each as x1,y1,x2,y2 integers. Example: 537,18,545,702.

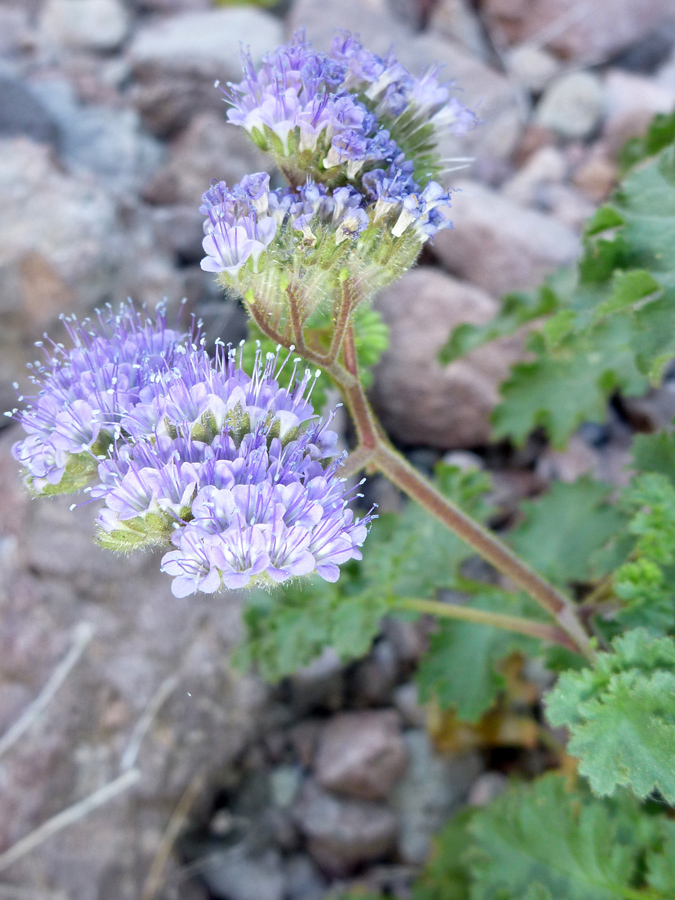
381,617,429,666
621,378,675,432
467,771,509,806
293,780,398,875
392,730,483,864
0,7,32,59
350,640,400,706
151,204,204,263
284,854,327,900
370,268,526,448
0,137,181,412
128,8,284,136
199,845,285,900
428,0,490,60
29,78,164,190
0,430,266,900
0,76,59,146
392,682,427,728
136,0,210,9
315,710,407,800
388,0,423,30
288,648,344,714
143,112,266,208
286,0,412,55
501,145,568,207
536,71,605,140
481,0,673,66
40,0,130,51
431,179,580,296
505,44,561,94
602,69,675,155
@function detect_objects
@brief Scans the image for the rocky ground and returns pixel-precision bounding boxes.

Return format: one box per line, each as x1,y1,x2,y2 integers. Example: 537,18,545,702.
1,0,675,898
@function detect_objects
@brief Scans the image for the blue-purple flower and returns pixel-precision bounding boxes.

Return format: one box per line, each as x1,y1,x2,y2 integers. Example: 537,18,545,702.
223,30,477,185
98,341,371,596
10,304,373,596
9,303,187,493
199,171,453,281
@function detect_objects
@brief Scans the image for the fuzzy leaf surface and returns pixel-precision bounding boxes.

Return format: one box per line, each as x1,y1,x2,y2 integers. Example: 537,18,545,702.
507,478,626,585
545,629,675,802
468,775,652,900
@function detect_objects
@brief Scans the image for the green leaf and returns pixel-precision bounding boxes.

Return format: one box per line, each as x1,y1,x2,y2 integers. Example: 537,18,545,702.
621,472,675,564
523,887,554,900
507,478,627,586
545,629,675,802
411,808,475,900
363,464,493,598
631,432,675,483
585,204,626,237
593,269,661,320
238,463,494,682
468,774,650,900
646,820,675,894
437,286,558,365
492,123,675,447
415,589,540,721
235,575,390,682
619,111,675,173
493,316,647,447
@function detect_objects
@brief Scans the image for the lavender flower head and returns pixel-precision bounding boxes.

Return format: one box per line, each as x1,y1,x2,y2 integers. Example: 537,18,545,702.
9,303,373,597
224,30,477,185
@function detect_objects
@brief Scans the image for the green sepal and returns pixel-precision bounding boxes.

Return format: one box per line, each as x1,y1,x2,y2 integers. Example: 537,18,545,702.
94,511,174,554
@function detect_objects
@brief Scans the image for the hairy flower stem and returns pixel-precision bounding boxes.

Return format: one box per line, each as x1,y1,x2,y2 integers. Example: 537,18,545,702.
394,597,578,649
335,370,597,663
247,295,595,661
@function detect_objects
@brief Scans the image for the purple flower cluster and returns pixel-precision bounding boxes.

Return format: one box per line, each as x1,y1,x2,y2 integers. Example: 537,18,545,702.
10,304,372,596
200,171,452,276
9,304,186,493
224,30,476,178
200,173,374,276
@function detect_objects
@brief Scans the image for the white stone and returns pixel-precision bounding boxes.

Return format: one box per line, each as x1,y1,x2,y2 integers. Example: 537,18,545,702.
40,0,130,51
287,0,411,56
536,70,605,140
429,0,489,60
482,0,673,66
128,7,284,81
392,730,482,863
506,44,561,94
502,145,568,207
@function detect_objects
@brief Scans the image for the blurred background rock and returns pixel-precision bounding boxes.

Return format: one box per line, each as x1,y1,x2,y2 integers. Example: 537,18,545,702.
0,0,674,897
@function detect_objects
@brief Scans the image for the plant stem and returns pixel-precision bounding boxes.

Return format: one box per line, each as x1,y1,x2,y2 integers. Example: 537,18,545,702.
324,281,354,366
334,370,596,663
394,596,578,648
247,289,596,663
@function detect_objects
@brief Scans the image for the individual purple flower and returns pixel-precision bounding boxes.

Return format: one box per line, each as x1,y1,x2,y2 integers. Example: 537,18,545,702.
201,182,277,277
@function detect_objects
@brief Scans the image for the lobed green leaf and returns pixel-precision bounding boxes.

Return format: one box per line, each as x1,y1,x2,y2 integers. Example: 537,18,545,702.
545,629,675,802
